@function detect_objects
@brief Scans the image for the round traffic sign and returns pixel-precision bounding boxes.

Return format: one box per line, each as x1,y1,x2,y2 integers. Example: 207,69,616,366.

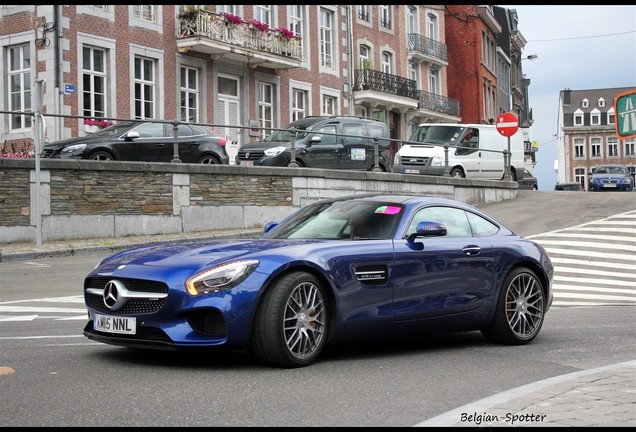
496,112,519,137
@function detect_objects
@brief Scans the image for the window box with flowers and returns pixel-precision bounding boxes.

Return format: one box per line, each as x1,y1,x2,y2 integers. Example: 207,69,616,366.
274,27,300,56
84,118,114,134
248,19,269,33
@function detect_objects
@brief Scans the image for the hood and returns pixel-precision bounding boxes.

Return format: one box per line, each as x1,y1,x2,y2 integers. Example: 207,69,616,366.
96,238,324,270
591,173,629,179
43,130,119,149
239,140,292,151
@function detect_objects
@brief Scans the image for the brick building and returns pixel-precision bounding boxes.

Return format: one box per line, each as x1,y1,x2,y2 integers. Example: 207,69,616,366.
0,5,534,166
556,87,636,189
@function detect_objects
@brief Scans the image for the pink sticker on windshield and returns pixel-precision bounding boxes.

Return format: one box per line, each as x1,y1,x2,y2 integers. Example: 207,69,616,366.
375,206,401,215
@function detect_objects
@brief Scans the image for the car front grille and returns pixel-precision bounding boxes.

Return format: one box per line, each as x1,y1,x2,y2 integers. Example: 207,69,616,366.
400,156,429,166
237,150,264,161
84,276,169,315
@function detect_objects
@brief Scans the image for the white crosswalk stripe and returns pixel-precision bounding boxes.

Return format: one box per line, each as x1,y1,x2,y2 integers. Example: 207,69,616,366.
529,209,636,307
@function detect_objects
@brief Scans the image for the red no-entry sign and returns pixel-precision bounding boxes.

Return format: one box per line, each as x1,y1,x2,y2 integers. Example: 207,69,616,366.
496,112,519,137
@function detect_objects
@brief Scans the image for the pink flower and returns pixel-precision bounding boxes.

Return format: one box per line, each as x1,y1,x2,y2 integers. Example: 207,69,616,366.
275,27,297,40
249,19,269,32
223,13,243,25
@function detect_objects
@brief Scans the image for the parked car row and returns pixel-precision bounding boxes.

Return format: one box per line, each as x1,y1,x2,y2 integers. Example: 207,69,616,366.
40,120,633,193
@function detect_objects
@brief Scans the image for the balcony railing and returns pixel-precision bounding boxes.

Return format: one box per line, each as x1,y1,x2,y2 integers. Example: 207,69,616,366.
416,90,460,117
353,69,418,100
407,33,447,64
176,10,303,62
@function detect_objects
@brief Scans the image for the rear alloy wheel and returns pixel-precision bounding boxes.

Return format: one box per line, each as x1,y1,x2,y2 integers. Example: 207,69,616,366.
482,267,545,345
89,151,114,161
198,155,220,164
252,271,328,368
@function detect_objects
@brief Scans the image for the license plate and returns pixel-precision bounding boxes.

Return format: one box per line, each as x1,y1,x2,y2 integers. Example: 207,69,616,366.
603,183,616,188
94,314,136,335
241,160,254,167
405,169,420,174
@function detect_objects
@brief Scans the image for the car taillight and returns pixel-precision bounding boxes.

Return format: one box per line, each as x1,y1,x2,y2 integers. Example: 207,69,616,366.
218,137,226,147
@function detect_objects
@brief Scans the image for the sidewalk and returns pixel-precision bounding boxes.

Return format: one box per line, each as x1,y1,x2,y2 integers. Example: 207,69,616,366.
1,231,635,427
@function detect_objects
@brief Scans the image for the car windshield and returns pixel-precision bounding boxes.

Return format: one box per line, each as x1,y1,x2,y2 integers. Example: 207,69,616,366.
264,123,316,142
409,125,467,146
595,166,627,175
263,200,403,240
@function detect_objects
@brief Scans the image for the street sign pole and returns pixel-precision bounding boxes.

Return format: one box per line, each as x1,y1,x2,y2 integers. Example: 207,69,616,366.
496,112,519,181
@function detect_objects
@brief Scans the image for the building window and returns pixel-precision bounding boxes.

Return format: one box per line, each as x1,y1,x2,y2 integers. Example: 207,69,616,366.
428,67,440,95
359,44,371,68
358,5,369,22
254,5,272,26
134,56,156,119
218,5,238,14
481,30,496,71
288,6,305,51
582,98,589,108
573,138,585,158
7,44,32,131
319,8,334,70
591,109,600,125
407,6,417,34
408,62,418,85
598,97,605,107
380,5,392,29
258,82,274,140
132,5,156,22
574,167,586,188
179,66,199,123
574,111,584,126
322,94,337,116
607,137,619,158
291,88,308,121
608,108,615,125
590,137,602,158
427,12,439,41
82,46,108,121
625,139,635,157
381,51,392,74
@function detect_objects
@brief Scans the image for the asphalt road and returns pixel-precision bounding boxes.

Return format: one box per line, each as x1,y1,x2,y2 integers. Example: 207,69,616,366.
477,189,635,237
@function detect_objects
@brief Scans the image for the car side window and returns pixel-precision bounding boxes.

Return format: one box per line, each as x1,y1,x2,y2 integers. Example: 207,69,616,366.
315,125,337,145
406,206,471,238
133,123,165,138
342,123,365,145
465,211,499,237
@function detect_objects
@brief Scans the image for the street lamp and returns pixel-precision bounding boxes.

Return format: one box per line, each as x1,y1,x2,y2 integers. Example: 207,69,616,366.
522,54,538,61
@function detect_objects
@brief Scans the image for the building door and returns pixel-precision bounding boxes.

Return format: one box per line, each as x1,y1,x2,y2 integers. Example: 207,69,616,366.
216,74,241,164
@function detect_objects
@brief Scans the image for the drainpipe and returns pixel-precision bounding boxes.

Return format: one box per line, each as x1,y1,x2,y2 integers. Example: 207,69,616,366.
345,6,354,115
54,5,63,141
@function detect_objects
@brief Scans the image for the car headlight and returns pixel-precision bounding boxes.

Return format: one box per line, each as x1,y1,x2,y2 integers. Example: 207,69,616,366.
393,154,400,164
431,154,443,166
618,178,631,184
185,260,259,295
263,146,286,157
60,144,87,154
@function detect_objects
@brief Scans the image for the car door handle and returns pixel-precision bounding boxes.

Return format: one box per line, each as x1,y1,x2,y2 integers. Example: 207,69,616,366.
462,246,481,255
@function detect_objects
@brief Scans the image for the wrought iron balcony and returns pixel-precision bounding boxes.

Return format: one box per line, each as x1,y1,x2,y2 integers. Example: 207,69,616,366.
407,34,448,66
353,69,419,99
415,90,460,118
175,10,303,70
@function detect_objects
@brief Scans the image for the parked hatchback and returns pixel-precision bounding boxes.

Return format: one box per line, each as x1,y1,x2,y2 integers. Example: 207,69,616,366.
236,116,392,171
42,120,229,164
588,164,633,192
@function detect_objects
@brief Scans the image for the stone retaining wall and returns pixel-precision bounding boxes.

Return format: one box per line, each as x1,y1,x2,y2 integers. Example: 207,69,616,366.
0,158,517,243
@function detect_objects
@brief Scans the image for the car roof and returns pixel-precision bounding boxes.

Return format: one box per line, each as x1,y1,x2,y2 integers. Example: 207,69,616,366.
321,193,472,208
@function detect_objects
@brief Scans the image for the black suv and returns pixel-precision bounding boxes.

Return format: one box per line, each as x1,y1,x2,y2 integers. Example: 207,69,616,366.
236,116,392,171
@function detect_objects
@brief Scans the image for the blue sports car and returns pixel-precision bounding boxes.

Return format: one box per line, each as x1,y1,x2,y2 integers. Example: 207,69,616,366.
83,195,554,368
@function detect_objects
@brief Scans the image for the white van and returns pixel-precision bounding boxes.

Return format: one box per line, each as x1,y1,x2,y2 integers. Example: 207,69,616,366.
393,123,525,181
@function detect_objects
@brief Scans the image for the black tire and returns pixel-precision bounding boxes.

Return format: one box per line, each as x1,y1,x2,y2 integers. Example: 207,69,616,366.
481,267,545,345
252,271,328,368
450,167,464,178
198,154,220,164
89,151,114,161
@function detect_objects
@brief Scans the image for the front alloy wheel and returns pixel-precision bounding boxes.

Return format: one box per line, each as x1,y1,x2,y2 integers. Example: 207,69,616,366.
252,271,328,368
482,267,545,345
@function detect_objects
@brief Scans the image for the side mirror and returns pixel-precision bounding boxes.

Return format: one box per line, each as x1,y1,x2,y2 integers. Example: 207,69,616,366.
407,221,447,242
125,131,140,140
263,221,278,234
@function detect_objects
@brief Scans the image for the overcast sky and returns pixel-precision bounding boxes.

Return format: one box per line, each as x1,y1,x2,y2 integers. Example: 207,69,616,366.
501,5,636,189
